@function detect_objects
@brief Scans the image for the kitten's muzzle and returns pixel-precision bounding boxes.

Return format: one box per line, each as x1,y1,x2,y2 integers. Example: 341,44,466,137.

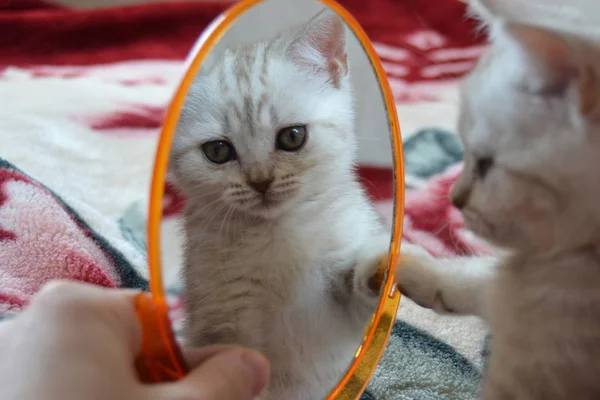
450,178,471,210
451,191,468,209
248,178,274,194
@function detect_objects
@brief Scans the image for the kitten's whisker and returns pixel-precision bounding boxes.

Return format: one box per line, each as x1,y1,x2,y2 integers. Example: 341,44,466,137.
220,206,231,245
219,204,234,241
184,188,224,203
227,207,242,246
189,183,223,194
198,201,229,240
190,186,221,194
230,196,254,201
270,189,296,198
186,189,222,200
230,190,251,197
271,181,299,190
211,207,232,282
448,222,474,256
358,177,382,199
226,207,237,246
188,195,227,218
432,221,450,237
225,206,240,247
231,208,240,244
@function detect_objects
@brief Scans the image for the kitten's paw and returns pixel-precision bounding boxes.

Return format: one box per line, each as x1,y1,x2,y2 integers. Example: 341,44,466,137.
354,233,394,300
355,252,388,298
396,250,455,313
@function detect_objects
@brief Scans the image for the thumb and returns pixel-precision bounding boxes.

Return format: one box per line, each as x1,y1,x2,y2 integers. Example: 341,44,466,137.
150,348,270,400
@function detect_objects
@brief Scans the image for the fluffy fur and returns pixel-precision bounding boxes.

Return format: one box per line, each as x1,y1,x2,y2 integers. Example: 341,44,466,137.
397,2,600,399
170,10,392,399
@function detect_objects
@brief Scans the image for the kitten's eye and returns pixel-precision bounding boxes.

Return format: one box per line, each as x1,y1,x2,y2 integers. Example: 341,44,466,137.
276,125,307,152
201,140,236,164
476,157,494,179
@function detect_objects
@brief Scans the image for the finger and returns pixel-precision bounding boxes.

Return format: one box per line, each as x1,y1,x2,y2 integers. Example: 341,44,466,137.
148,348,270,400
182,344,241,368
27,280,143,356
182,348,270,399
34,280,141,299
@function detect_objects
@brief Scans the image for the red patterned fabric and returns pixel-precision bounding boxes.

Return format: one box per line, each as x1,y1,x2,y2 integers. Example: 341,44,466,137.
0,0,484,68
0,161,120,313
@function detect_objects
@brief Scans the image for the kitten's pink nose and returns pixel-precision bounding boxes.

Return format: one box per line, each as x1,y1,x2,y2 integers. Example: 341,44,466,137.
248,178,273,194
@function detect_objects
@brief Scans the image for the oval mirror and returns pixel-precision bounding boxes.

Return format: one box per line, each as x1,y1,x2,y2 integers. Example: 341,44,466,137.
136,0,404,398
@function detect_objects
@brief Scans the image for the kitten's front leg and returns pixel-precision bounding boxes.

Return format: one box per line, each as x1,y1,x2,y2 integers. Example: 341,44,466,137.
353,233,392,294
396,244,497,319
346,233,393,323
352,237,497,320
352,237,435,305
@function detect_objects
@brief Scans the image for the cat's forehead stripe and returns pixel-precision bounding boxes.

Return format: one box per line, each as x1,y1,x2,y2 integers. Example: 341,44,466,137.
223,112,231,134
244,95,257,137
260,42,273,86
218,44,278,138
269,104,278,126
256,93,268,125
235,53,252,90
231,101,243,123
218,64,229,95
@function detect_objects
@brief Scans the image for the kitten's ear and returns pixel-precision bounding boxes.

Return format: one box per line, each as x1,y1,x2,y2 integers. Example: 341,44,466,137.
500,23,577,95
287,9,348,88
500,23,600,118
466,0,498,34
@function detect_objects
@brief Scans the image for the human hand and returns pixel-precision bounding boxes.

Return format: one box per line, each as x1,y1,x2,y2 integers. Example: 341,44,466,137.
0,281,270,400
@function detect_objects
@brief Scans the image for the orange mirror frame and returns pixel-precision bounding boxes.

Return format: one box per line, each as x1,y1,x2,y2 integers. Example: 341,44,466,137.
135,1,405,399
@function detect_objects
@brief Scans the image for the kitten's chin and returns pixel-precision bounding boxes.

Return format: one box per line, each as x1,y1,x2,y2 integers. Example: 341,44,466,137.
463,210,530,251
235,197,293,220
462,209,500,245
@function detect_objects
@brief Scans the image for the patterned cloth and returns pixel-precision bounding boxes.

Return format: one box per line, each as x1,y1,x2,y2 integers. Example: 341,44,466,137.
0,1,492,398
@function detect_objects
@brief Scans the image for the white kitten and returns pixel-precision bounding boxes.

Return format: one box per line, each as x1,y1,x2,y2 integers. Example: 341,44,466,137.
398,2,600,398
170,10,393,399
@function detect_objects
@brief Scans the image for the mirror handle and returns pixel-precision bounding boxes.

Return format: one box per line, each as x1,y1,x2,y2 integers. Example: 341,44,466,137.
134,292,189,383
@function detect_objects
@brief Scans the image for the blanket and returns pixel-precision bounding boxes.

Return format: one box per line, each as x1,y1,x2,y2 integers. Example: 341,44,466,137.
0,1,491,398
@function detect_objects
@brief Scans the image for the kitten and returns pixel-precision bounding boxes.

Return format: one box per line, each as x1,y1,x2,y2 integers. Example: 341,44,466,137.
397,3,600,399
170,10,392,399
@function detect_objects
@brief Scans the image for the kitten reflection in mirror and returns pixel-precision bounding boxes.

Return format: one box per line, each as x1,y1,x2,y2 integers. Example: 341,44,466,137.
170,9,396,399
397,1,600,398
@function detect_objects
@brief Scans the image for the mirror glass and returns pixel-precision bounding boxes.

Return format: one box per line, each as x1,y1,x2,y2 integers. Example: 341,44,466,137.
158,0,396,397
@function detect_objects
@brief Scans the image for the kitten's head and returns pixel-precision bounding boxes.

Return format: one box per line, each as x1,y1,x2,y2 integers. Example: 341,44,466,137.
455,11,600,252
170,9,355,220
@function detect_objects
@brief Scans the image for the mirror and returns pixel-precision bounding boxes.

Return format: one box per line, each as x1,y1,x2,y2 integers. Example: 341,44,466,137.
141,0,404,398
